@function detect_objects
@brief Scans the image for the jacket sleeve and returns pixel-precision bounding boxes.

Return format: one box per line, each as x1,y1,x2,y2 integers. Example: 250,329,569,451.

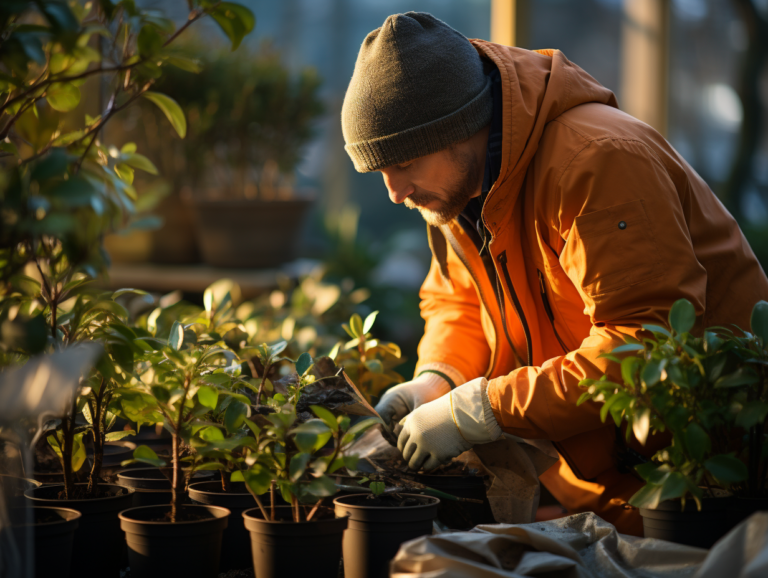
416,240,492,385
487,137,708,441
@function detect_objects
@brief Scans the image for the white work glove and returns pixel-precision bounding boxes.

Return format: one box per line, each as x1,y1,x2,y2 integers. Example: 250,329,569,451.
375,363,466,430
398,377,503,471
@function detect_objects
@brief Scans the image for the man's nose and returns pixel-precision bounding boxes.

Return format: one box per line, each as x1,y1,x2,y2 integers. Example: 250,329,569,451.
382,172,413,204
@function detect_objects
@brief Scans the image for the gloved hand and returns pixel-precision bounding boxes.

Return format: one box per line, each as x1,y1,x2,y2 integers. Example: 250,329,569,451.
398,377,503,471
375,364,465,429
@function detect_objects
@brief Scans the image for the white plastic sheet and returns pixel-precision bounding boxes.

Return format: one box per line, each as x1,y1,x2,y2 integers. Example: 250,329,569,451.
391,511,768,578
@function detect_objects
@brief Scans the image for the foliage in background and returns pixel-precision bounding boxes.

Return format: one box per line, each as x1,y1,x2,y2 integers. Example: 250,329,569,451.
579,299,768,510
122,39,323,199
0,0,255,500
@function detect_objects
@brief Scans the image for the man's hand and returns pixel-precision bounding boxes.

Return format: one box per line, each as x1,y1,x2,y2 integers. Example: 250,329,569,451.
374,371,453,429
397,377,503,471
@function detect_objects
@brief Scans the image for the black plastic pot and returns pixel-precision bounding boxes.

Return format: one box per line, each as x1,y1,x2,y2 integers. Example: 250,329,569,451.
6,506,81,578
640,496,733,548
189,196,314,268
86,441,136,469
188,481,254,571
119,504,230,578
413,474,495,529
116,467,215,507
334,494,439,578
24,483,135,578
727,497,768,529
1,474,42,507
243,505,347,578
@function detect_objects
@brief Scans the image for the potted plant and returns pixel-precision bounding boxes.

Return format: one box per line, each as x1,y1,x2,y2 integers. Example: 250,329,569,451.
238,365,380,578
0,2,255,576
578,298,768,547
127,41,324,268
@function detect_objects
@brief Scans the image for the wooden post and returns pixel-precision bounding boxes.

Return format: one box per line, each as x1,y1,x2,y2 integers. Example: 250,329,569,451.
490,0,529,48
620,0,671,136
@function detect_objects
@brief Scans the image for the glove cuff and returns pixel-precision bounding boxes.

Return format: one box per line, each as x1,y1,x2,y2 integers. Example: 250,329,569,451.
450,377,503,444
415,362,466,391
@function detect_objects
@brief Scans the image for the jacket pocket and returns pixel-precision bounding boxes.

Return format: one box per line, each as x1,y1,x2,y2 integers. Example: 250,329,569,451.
562,199,661,297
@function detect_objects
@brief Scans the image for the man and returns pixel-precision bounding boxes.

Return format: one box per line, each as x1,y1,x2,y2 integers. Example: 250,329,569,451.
340,12,768,534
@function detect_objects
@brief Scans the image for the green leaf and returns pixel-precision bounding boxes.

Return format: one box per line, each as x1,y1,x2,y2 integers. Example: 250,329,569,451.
714,368,760,388
289,453,311,482
296,352,312,376
200,426,224,441
684,422,710,463
642,324,671,338
168,321,184,350
122,153,158,175
130,445,166,467
363,311,379,334
349,314,364,338
164,55,203,73
346,418,380,438
137,25,163,57
142,92,186,138
46,83,80,112
230,470,245,482
197,386,218,410
304,474,337,498
71,433,86,472
209,2,256,51
628,483,664,509
632,408,651,446
659,472,689,502
610,343,644,354
641,361,663,387
294,432,318,453
105,430,135,441
311,405,338,432
111,288,149,299
224,401,248,433
704,454,748,483
751,301,768,345
735,401,768,429
621,356,640,387
669,299,696,334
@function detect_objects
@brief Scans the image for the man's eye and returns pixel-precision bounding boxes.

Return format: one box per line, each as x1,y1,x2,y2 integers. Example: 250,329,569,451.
398,163,412,170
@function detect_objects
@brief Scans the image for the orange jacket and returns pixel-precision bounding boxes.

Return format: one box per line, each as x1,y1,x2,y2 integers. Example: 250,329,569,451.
415,41,768,534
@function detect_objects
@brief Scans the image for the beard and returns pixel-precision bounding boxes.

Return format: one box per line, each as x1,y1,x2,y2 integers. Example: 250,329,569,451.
403,146,484,226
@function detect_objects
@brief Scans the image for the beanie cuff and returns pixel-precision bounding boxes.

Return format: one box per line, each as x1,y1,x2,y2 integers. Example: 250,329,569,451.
344,77,493,173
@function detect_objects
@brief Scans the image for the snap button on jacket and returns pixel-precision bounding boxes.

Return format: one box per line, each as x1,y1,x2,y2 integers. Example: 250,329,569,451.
416,41,768,534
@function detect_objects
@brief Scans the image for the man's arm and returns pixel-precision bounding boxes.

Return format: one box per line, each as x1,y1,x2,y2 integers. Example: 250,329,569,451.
487,137,708,441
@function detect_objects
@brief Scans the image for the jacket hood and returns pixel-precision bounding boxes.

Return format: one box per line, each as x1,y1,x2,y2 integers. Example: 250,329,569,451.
469,41,618,228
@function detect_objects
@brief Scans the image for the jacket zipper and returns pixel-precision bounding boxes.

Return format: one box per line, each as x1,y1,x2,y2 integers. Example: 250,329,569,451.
537,269,569,354
497,251,533,366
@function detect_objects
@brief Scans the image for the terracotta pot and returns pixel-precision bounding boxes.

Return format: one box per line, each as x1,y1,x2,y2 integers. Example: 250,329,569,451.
119,504,230,578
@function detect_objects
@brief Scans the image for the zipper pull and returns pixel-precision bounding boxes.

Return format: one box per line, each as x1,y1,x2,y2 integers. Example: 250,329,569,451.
498,251,507,265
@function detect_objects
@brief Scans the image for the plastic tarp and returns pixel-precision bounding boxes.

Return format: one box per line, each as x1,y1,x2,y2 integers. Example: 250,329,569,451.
391,511,768,578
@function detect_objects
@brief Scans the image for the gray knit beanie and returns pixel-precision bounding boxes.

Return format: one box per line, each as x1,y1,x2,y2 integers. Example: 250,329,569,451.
342,12,492,173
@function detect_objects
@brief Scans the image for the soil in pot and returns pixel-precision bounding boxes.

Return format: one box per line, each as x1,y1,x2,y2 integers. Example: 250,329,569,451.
243,505,347,578
640,495,733,548
412,473,495,529
116,467,215,508
24,483,135,578
189,197,314,268
188,481,255,572
334,493,439,578
6,506,81,578
120,504,230,578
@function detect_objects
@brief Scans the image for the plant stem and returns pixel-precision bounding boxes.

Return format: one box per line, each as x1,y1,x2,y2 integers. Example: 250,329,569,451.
256,360,271,403
87,382,105,497
291,494,300,523
61,393,78,500
240,473,268,520
305,497,324,522
170,375,193,523
270,480,276,521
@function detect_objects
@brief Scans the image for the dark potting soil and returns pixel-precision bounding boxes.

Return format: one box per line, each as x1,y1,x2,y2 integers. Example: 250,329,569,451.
55,485,129,500
153,508,216,523
343,494,431,508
